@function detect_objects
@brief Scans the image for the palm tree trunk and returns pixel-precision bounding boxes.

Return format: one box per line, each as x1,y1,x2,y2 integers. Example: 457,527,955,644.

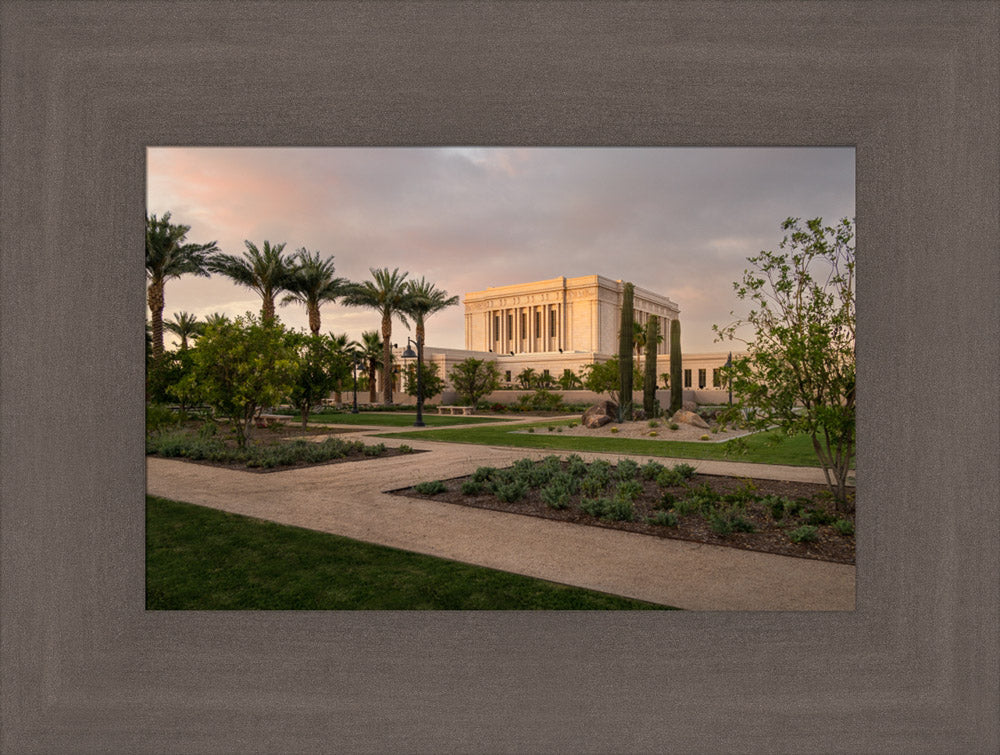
368,365,377,403
308,303,320,335
262,292,276,322
381,313,392,405
147,280,165,361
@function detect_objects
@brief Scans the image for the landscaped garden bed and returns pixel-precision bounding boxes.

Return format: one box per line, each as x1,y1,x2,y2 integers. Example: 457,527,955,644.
391,455,855,564
147,419,421,472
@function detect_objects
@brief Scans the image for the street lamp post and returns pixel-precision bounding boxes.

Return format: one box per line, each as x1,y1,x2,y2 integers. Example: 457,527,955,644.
401,336,425,427
351,357,360,414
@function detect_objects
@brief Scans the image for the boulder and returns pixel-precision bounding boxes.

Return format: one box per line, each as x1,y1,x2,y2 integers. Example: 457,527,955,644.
583,400,618,429
682,400,698,412
670,409,710,429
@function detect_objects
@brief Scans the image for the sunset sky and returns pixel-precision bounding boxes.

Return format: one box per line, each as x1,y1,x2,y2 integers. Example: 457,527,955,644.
147,147,854,353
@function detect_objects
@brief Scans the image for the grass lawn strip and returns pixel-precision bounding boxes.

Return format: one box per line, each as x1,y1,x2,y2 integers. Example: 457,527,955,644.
380,421,847,468
296,412,508,427
146,496,674,610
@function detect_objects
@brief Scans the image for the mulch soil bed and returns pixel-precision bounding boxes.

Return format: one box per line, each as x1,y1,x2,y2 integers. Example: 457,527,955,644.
392,464,855,565
147,420,424,473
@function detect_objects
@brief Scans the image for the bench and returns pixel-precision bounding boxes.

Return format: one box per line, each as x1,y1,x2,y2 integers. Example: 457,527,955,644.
437,405,475,415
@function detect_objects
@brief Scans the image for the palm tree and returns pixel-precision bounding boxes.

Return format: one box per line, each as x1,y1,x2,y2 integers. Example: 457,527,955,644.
145,212,218,360
359,330,383,403
208,240,293,322
163,311,203,350
329,332,359,405
517,367,537,389
282,248,347,335
341,268,412,404
402,277,459,421
203,312,230,330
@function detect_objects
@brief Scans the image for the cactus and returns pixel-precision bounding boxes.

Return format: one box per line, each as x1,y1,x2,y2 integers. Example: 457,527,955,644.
618,282,634,422
670,318,682,413
643,315,659,416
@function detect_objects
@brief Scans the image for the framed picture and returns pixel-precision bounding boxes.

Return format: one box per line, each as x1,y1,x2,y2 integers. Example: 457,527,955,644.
2,1,996,751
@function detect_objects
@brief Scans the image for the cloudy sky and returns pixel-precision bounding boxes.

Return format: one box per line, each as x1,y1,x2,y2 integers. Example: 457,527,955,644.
147,147,854,353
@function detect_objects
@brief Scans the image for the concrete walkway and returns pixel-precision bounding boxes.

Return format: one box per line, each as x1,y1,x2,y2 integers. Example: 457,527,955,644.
146,428,855,611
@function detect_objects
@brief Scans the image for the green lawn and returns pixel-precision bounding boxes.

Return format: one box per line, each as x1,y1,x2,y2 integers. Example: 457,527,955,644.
303,412,506,427
380,422,847,468
146,496,674,610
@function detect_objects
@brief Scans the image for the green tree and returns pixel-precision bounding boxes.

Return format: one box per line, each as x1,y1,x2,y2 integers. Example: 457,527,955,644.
287,332,341,427
281,248,347,335
669,319,682,413
618,282,635,421
402,277,459,416
328,332,359,405
404,361,445,401
187,313,298,447
714,217,856,509
341,268,411,405
643,315,660,416
581,357,642,406
208,240,293,322
145,212,219,361
449,358,501,407
359,330,383,403
163,311,203,351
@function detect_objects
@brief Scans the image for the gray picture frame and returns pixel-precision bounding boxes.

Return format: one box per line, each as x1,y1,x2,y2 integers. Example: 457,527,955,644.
2,1,997,751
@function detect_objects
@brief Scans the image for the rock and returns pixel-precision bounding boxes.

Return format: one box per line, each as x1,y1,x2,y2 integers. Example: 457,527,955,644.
583,400,618,429
682,400,698,412
631,408,646,421
670,409,710,429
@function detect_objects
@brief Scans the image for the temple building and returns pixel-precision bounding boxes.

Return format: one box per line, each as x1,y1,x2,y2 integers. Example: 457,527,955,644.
385,275,736,406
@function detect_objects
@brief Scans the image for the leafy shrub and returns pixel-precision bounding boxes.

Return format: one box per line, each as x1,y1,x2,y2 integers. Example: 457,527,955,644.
658,491,677,509
146,403,181,435
363,442,387,456
579,475,607,497
640,460,666,480
674,463,697,480
731,515,756,533
833,519,855,536
724,481,759,507
413,480,447,495
540,474,575,509
398,444,413,454
557,427,563,432
580,497,610,518
761,494,790,520
527,428,535,433
669,423,679,430
707,511,734,536
647,511,678,527
648,420,659,428
547,426,555,432
461,479,484,495
787,525,819,543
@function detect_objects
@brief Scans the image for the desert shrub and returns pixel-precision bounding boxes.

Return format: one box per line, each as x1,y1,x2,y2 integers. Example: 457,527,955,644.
655,468,685,488
492,475,529,503
787,525,819,543
614,479,644,502
517,389,565,412
673,463,697,480
568,422,578,428
615,458,639,480
832,519,855,536
398,444,413,454
761,494,790,520
527,427,535,433
648,420,660,428
580,496,635,522
414,480,447,495
804,507,836,526
640,460,666,480
363,442,387,456
547,426,555,432
731,515,756,533
647,511,678,527
540,474,576,509
669,423,680,431
658,491,677,509
461,479,484,495
707,510,734,536
724,481,759,507
472,466,497,483
565,454,589,477
579,475,607,497
557,427,563,432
